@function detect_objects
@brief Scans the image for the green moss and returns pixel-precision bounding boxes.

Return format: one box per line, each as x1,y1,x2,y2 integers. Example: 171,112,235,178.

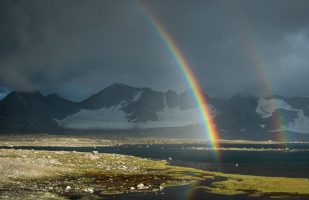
203,172,309,196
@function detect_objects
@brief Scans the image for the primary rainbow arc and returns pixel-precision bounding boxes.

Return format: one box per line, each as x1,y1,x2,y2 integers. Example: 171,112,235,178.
138,2,220,149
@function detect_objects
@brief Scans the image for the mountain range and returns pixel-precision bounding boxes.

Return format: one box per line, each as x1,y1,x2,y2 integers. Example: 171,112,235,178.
1,83,309,141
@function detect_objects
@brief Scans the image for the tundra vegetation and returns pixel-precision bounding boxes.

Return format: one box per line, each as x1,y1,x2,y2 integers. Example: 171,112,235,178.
0,135,309,199
0,149,206,199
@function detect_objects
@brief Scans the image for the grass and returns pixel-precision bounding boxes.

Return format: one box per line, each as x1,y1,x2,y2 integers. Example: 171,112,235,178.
202,171,309,197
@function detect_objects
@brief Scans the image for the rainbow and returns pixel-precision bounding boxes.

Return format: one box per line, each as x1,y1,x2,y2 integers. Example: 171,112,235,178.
242,28,288,142
137,2,220,149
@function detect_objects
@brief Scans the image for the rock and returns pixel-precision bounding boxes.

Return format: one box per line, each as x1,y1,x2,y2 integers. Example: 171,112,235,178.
84,188,94,193
137,183,144,189
137,183,149,190
159,186,164,191
130,187,135,190
48,186,53,190
92,151,99,154
65,186,71,191
168,157,172,160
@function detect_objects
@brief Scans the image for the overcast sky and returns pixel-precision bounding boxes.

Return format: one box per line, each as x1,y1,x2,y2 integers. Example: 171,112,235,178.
0,0,309,100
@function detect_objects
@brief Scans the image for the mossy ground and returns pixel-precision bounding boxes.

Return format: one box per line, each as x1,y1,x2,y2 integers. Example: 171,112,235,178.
0,149,207,199
200,171,309,198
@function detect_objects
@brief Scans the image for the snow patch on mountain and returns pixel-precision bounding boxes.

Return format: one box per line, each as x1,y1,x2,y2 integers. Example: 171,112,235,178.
256,98,309,133
56,105,203,130
132,91,143,102
260,124,265,128
146,107,202,128
56,105,132,130
256,98,293,118
286,111,309,133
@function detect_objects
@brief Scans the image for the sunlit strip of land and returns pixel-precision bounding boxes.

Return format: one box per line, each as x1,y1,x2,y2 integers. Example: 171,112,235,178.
0,134,307,148
177,147,309,152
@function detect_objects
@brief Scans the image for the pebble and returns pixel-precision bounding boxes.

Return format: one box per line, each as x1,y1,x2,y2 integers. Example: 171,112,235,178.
84,188,94,193
137,183,149,190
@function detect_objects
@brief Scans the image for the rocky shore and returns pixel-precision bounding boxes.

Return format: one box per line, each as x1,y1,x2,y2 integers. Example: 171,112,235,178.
0,149,206,199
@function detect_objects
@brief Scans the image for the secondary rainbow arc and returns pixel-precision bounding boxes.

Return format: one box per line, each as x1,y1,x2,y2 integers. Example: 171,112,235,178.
231,7,288,142
242,30,287,142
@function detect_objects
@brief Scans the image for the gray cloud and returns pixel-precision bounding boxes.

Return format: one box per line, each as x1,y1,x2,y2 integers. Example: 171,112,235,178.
0,0,309,100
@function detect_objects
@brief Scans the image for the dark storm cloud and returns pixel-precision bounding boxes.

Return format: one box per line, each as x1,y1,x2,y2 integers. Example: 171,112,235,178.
0,0,309,100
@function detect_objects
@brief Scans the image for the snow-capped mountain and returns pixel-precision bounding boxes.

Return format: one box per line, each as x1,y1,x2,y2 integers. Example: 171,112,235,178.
0,83,309,141
58,83,211,130
215,94,309,140
256,96,309,134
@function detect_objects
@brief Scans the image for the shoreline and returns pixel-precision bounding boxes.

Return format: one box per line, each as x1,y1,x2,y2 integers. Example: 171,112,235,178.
0,134,308,148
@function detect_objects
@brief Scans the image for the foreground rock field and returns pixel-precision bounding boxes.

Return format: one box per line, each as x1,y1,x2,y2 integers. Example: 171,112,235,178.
0,149,206,199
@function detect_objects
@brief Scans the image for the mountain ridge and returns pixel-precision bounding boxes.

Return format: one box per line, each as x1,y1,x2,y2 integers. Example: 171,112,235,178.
1,83,309,141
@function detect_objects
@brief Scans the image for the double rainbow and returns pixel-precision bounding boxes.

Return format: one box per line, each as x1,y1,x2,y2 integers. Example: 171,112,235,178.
138,2,220,149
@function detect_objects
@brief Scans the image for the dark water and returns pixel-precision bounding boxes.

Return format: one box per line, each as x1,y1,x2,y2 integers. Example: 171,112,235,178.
3,143,309,178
